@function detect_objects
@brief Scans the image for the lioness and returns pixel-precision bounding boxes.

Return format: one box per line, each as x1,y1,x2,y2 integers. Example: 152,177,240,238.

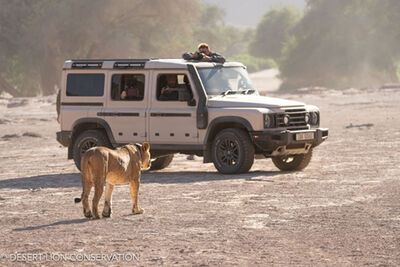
74,143,150,219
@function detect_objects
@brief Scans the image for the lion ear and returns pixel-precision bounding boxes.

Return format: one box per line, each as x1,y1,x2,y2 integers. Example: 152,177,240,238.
142,142,150,152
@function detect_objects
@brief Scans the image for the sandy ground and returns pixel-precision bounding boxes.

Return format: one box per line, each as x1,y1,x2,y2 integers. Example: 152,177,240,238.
0,78,399,265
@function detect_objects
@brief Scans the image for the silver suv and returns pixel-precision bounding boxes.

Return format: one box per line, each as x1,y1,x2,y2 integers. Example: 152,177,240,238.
56,59,328,174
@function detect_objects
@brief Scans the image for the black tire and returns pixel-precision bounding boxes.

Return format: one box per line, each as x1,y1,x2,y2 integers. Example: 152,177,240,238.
211,128,254,174
73,129,111,170
272,150,313,171
149,154,174,171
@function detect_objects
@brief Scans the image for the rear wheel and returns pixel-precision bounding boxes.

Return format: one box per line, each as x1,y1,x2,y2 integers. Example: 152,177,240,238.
211,128,254,174
73,129,111,170
149,154,174,170
272,150,313,171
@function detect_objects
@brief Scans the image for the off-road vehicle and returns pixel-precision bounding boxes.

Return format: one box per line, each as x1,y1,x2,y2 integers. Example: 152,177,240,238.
56,58,328,174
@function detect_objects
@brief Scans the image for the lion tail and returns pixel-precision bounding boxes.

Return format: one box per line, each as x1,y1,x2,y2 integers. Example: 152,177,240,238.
74,150,92,204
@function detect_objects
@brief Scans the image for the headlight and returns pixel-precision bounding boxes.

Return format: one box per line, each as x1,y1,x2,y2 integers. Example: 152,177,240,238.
263,114,274,128
283,115,290,125
304,113,310,124
310,112,319,125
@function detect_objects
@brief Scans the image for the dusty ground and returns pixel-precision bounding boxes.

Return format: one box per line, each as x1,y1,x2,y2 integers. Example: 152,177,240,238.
0,83,399,266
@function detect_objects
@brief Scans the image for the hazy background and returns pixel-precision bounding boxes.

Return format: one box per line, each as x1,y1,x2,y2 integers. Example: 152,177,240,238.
202,0,305,28
1,0,399,96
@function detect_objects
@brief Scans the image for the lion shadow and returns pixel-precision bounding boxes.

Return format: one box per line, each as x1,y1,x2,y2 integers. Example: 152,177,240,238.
13,218,89,231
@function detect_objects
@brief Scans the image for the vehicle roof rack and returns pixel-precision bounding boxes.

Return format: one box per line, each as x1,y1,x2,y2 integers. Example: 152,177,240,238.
71,58,153,62
71,61,103,69
113,60,149,69
69,59,154,69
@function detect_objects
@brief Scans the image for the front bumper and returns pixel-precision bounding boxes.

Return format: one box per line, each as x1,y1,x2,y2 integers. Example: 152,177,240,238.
56,131,72,147
250,128,328,156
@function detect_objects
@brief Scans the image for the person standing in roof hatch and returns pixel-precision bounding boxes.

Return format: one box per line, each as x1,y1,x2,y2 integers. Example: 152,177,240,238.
182,43,225,64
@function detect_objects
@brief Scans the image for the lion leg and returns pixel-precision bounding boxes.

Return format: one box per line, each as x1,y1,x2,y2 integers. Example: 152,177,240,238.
92,182,104,219
130,179,144,214
102,183,114,217
82,180,93,218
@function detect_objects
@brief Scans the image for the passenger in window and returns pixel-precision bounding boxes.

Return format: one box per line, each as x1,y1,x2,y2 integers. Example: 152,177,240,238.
159,74,187,101
121,77,143,100
182,43,225,64
120,90,128,100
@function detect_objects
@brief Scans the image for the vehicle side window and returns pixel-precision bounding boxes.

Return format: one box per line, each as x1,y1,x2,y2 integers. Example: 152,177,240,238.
156,74,192,101
111,74,145,101
66,74,104,96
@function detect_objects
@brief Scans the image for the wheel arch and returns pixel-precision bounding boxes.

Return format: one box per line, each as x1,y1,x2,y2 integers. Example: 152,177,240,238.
68,118,115,159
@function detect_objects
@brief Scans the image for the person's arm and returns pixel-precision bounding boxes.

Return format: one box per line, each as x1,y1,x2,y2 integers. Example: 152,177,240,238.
164,87,184,92
183,52,203,60
182,52,192,60
209,52,225,64
182,52,196,60
161,86,179,95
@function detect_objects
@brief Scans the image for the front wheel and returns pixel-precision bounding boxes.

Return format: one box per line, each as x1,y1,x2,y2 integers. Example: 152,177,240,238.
211,128,254,174
272,150,313,171
73,129,111,170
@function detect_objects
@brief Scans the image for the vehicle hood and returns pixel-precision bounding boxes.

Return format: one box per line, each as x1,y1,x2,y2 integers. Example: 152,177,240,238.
207,95,305,108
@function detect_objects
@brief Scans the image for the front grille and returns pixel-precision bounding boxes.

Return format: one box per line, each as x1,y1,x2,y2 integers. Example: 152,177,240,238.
276,108,309,130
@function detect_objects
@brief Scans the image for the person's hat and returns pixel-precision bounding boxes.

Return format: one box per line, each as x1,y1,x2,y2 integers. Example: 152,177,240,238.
198,43,209,49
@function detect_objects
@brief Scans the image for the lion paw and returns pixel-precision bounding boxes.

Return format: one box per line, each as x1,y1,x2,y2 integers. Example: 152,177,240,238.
102,208,112,218
132,208,144,215
84,210,92,218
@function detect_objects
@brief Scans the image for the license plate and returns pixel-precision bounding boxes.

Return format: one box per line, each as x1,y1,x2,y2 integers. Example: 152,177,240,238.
296,132,314,141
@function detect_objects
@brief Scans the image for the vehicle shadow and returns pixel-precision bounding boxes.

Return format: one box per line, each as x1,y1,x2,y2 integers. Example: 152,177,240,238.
13,218,89,231
140,170,282,184
0,170,282,190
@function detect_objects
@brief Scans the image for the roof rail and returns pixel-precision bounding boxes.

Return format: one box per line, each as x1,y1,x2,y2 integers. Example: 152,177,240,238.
71,61,103,69
70,58,152,62
68,59,154,69
113,60,148,69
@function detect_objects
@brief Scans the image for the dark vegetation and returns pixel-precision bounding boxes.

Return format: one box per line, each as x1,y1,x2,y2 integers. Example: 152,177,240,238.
0,0,246,96
1,0,399,95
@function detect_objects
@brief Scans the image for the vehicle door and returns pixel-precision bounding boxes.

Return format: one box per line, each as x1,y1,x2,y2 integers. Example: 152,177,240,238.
148,71,199,144
101,71,148,144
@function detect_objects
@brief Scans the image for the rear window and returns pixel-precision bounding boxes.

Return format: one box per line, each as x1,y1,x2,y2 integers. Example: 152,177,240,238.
66,74,105,96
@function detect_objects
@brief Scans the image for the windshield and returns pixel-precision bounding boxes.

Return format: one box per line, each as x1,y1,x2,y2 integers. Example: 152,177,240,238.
197,67,256,96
